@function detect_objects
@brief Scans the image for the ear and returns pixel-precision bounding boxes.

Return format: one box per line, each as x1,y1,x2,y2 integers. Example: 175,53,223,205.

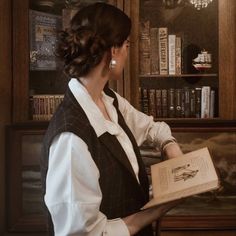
110,46,119,58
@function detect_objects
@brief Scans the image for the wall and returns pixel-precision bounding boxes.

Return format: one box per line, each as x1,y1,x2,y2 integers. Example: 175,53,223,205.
0,0,12,233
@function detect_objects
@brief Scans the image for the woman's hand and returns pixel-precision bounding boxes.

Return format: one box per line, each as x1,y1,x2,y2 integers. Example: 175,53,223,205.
123,199,183,235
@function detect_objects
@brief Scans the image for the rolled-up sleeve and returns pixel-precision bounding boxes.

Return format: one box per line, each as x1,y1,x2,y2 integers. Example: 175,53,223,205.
115,92,176,150
45,132,130,236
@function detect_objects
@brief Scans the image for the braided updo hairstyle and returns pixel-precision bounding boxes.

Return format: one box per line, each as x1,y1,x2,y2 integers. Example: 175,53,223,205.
56,2,131,78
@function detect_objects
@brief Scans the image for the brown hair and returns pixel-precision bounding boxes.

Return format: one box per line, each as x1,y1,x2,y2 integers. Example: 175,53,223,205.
56,2,131,78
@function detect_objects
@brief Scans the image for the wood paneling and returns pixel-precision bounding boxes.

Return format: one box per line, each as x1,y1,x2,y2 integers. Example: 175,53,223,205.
12,0,29,122
219,0,236,119
129,0,140,108
162,230,236,236
0,0,12,234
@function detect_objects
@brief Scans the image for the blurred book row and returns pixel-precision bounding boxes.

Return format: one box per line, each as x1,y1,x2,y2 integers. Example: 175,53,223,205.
139,21,212,76
30,94,64,121
139,86,216,119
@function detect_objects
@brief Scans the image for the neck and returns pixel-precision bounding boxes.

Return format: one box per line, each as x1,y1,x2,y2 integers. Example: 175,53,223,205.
79,67,109,104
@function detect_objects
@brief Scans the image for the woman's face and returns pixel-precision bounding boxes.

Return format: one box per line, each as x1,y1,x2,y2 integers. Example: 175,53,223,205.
110,39,130,80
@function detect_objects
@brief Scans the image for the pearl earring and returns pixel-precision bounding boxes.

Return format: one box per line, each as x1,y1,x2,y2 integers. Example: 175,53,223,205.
109,58,117,69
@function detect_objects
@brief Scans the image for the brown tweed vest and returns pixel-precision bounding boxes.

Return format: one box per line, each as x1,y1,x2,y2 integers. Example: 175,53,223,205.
41,86,153,236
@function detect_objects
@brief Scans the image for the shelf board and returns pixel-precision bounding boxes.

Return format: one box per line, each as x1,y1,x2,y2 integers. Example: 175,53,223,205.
139,74,218,78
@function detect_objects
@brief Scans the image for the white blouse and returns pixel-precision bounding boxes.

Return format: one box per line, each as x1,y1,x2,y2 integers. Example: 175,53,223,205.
44,78,176,236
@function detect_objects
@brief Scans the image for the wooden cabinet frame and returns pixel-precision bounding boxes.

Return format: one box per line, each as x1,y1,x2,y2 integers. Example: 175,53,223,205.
125,0,236,119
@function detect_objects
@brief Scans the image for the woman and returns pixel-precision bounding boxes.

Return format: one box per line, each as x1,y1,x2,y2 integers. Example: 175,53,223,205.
41,2,183,236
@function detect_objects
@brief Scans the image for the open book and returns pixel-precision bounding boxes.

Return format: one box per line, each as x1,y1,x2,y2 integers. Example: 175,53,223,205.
142,147,220,210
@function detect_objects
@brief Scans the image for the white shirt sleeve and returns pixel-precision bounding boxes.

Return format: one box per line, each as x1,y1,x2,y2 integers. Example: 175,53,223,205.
115,92,176,149
44,132,130,236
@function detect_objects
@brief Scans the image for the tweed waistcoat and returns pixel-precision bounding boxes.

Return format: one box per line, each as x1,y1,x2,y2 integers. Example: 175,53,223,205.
41,86,153,236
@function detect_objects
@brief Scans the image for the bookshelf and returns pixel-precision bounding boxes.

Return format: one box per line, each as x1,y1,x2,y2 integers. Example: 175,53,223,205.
126,0,236,120
5,1,236,235
12,0,122,123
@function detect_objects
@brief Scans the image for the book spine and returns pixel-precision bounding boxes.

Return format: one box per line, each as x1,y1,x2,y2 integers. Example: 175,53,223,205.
139,21,151,75
189,89,196,118
175,36,182,75
201,86,211,118
210,89,215,118
148,89,156,118
150,28,159,75
195,87,202,118
139,87,142,111
141,88,149,115
158,27,168,75
161,89,168,118
168,88,175,118
155,89,162,118
175,89,182,118
168,35,176,75
183,87,190,118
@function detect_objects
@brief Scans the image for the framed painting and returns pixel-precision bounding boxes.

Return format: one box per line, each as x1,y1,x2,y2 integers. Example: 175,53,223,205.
6,123,48,232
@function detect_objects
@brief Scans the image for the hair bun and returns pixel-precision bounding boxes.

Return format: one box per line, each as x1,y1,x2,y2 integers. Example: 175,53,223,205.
56,2,131,77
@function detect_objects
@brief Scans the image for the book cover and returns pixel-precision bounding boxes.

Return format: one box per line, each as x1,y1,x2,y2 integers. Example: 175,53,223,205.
168,88,175,118
141,88,149,115
148,89,157,118
29,10,62,71
175,36,182,75
168,35,176,75
150,28,159,75
158,27,168,75
175,89,182,118
195,87,202,118
201,86,211,118
139,21,151,75
209,89,215,118
142,147,220,210
155,89,162,118
183,87,190,118
161,89,168,118
189,89,196,118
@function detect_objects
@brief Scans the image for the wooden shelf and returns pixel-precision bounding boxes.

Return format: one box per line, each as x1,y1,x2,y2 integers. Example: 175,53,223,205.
139,73,218,78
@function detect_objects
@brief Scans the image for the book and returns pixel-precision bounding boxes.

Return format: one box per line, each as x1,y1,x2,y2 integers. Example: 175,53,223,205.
148,89,156,118
167,88,175,118
155,89,162,118
195,87,202,118
168,34,176,75
189,88,196,117
175,89,182,118
142,147,220,210
175,36,182,75
141,88,149,115
201,86,211,118
209,89,215,118
139,21,151,75
161,89,168,118
150,28,159,75
158,27,168,75
183,87,190,118
29,10,62,70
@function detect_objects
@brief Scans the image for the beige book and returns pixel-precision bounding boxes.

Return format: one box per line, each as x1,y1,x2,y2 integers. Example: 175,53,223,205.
142,147,220,210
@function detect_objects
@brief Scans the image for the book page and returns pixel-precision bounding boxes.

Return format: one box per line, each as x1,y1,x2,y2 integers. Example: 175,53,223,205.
142,147,219,209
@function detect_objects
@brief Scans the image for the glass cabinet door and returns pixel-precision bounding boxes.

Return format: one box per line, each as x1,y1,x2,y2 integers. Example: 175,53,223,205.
135,0,219,120
12,0,119,123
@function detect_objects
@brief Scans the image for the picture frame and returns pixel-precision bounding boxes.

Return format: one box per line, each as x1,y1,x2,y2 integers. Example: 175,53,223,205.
6,122,48,232
159,120,236,230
